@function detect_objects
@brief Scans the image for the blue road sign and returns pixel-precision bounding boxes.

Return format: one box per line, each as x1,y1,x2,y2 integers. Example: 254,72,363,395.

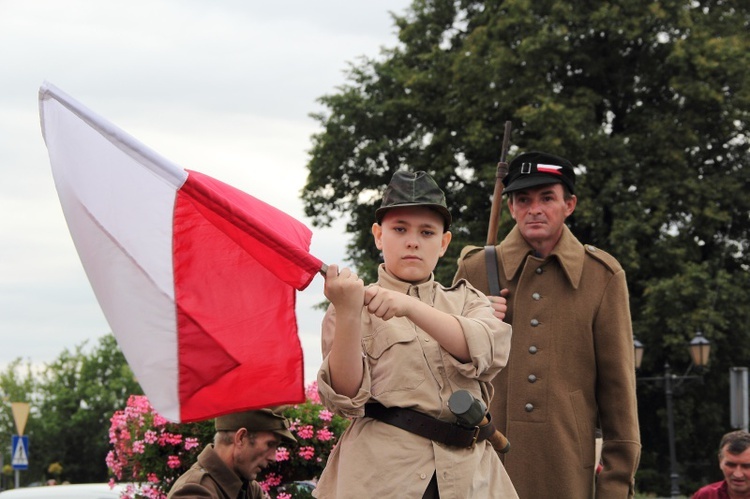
11,435,29,470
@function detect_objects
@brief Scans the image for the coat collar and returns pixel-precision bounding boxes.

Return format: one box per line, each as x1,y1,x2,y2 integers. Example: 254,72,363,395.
197,444,246,498
500,225,584,289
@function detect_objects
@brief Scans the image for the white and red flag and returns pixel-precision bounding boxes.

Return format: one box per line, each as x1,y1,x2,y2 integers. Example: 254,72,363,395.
536,163,563,175
39,82,323,422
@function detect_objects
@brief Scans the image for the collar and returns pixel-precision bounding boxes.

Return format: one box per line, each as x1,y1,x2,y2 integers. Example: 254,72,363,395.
197,444,245,498
377,264,436,297
500,225,585,289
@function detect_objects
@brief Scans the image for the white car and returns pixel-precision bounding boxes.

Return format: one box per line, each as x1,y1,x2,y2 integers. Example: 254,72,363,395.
0,483,128,498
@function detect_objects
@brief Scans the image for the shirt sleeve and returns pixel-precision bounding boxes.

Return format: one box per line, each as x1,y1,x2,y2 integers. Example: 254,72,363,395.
449,283,512,382
317,305,372,418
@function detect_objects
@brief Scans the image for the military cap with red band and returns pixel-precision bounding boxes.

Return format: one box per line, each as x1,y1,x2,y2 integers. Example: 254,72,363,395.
502,151,576,195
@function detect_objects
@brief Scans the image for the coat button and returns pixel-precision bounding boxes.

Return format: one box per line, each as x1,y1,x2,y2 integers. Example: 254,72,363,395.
529,346,538,354
530,319,539,327
525,403,534,412
528,374,537,383
535,267,543,274
532,292,541,300
420,473,427,479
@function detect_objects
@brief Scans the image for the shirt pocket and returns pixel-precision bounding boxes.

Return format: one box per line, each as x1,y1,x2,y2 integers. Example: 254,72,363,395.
364,322,426,397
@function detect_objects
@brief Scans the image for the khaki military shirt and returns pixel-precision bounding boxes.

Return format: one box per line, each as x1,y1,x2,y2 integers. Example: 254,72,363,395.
313,265,517,498
167,444,268,499
454,225,641,499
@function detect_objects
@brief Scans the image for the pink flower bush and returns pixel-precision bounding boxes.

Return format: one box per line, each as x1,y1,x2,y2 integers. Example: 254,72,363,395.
258,381,350,498
106,395,214,498
108,383,349,499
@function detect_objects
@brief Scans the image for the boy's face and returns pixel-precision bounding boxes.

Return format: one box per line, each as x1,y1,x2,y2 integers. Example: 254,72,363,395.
373,206,451,284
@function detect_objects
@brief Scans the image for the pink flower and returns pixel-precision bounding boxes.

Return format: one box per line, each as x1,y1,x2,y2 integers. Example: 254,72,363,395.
132,440,146,454
184,437,200,450
297,425,314,439
278,494,292,499
318,409,333,422
159,433,183,446
140,484,166,499
144,430,158,444
167,455,181,469
316,427,334,441
259,472,283,492
275,447,290,462
305,381,321,403
298,446,316,460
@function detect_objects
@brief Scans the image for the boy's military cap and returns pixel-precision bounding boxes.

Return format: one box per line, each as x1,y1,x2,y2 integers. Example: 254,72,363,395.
503,151,576,195
215,407,296,444
375,170,452,230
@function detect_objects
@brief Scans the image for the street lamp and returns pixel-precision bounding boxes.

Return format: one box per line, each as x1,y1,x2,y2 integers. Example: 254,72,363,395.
634,331,712,499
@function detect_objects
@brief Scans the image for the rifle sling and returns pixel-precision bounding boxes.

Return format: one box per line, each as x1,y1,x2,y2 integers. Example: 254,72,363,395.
484,245,501,296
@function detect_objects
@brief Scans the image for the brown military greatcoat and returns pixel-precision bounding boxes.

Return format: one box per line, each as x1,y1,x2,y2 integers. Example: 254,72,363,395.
167,444,267,499
454,225,640,499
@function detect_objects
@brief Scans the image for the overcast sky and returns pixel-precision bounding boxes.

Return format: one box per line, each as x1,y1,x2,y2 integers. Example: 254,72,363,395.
0,0,412,384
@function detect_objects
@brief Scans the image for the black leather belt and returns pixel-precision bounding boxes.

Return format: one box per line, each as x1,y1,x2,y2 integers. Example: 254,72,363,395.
364,402,495,448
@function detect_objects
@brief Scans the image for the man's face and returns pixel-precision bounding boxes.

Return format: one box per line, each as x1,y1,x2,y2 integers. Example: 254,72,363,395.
373,206,451,284
235,431,281,480
508,183,576,251
720,446,750,496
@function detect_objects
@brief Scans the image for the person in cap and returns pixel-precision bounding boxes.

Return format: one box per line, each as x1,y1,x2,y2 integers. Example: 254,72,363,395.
692,430,750,499
167,407,296,499
453,151,641,498
314,171,517,498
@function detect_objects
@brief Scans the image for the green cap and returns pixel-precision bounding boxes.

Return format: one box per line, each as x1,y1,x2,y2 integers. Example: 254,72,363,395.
215,407,296,444
375,170,452,230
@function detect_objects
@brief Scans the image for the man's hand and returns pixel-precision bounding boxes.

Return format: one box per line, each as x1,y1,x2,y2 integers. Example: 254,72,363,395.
488,288,510,321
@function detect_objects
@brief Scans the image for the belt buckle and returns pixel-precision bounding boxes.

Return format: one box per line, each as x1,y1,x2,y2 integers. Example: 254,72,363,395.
470,426,480,448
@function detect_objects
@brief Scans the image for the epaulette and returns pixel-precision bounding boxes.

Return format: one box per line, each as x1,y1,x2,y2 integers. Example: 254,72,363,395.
583,244,623,274
457,244,484,263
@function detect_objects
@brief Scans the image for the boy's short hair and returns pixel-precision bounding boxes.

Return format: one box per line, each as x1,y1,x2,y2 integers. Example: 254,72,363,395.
375,170,452,230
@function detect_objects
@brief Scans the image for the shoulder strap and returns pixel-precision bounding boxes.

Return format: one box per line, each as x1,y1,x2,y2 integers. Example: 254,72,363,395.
483,245,501,296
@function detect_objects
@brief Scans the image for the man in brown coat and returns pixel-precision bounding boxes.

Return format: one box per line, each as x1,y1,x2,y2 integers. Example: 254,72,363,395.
454,151,641,498
167,407,296,499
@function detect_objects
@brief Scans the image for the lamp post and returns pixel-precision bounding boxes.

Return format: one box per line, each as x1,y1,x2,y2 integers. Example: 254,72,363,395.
634,331,712,499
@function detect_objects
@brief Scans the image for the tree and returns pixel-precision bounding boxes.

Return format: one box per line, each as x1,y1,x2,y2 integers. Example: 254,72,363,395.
301,0,750,495
21,335,142,484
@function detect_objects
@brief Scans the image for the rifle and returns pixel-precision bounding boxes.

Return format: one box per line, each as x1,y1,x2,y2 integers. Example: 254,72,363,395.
486,121,512,246
481,121,512,298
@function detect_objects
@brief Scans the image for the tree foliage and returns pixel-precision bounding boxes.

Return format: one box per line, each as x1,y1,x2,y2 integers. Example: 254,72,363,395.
0,335,142,486
302,0,749,495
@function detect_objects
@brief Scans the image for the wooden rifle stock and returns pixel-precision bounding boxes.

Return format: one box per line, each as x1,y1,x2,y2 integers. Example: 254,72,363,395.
486,121,512,246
